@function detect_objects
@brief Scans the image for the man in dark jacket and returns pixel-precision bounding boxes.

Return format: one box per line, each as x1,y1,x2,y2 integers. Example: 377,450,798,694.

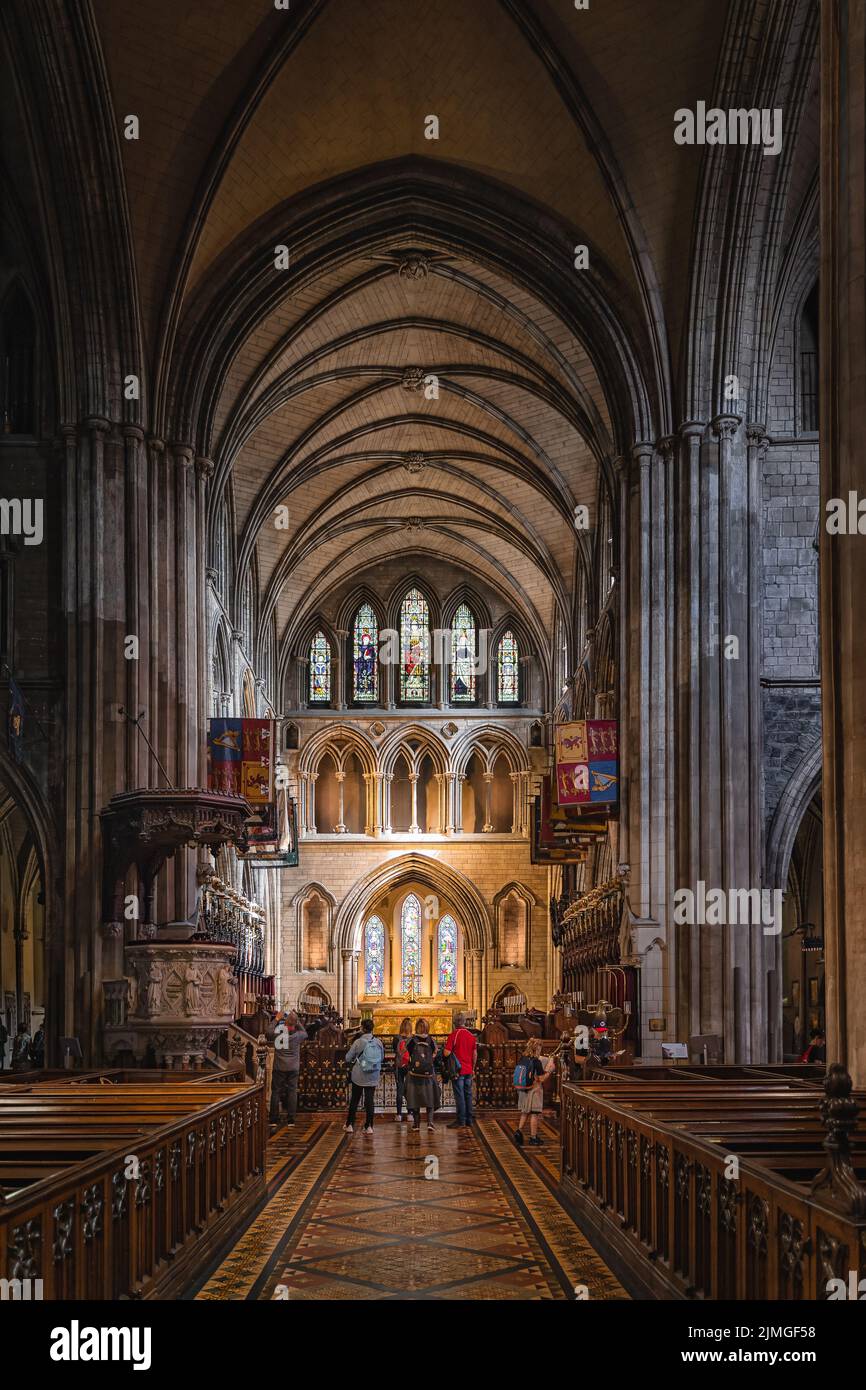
268,1010,307,1126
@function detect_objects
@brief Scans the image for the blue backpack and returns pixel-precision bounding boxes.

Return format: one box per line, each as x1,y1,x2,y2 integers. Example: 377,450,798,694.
513,1057,537,1091
359,1036,382,1074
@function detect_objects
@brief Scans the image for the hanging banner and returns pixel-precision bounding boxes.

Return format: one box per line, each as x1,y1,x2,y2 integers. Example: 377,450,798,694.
531,776,609,863
555,719,619,806
207,718,275,805
240,791,299,865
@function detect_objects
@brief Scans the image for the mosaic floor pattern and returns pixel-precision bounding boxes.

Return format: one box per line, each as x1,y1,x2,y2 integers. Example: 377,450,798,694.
191,1112,627,1301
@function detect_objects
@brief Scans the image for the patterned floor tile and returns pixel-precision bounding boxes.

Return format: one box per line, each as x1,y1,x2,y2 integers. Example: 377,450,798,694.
191,1111,628,1301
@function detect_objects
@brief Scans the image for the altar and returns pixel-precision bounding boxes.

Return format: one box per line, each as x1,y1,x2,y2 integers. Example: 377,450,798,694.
363,1002,464,1037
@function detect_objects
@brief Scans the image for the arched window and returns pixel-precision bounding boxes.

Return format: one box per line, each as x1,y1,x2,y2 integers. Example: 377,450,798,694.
364,915,385,996
401,893,422,993
400,589,430,702
309,631,331,704
437,915,458,994
450,603,476,703
352,603,378,702
0,284,36,434
497,630,519,703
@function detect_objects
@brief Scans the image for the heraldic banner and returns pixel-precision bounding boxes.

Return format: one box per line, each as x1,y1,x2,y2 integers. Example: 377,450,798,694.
207,718,275,816
554,719,619,806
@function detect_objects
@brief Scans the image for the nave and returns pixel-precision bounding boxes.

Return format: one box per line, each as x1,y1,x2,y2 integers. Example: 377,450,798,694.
190,1114,624,1302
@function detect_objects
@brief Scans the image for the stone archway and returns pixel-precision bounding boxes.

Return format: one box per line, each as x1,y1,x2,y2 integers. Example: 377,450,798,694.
333,853,493,1017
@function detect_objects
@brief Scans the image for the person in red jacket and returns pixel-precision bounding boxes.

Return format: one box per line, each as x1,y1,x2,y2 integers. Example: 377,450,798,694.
444,1012,478,1129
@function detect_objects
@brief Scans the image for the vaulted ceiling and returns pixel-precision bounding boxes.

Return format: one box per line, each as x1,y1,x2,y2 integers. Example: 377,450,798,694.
76,0,819,689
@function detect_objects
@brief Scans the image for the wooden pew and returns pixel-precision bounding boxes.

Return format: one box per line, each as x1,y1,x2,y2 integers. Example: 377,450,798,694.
0,1075,266,1299
559,1063,866,1300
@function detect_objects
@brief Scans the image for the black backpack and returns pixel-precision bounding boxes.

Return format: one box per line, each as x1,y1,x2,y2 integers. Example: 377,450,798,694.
410,1038,434,1076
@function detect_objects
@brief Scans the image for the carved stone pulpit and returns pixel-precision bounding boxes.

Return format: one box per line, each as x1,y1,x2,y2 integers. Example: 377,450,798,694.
104,941,238,1069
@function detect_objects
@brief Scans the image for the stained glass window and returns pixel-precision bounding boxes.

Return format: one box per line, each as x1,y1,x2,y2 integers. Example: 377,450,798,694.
497,629,519,703
364,915,385,996
401,893,422,993
309,631,331,703
353,603,378,702
437,915,458,994
400,589,430,702
450,603,476,703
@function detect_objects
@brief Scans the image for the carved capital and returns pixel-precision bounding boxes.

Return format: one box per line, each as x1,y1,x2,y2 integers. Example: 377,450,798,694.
746,423,770,456
712,414,741,443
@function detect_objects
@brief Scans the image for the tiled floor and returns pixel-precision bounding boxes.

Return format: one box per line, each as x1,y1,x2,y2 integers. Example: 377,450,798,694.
190,1112,626,1301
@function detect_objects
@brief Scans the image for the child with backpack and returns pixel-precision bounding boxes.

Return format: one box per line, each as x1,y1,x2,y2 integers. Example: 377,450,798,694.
343,1018,385,1135
404,1019,442,1131
513,1037,553,1146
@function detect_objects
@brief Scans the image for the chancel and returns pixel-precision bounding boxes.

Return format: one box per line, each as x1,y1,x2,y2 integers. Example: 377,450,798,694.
1,0,865,1316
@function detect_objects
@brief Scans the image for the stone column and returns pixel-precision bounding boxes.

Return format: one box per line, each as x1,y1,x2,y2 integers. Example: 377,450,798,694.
334,770,347,833
408,772,420,832
820,0,866,1085
350,951,360,1012
470,948,485,1018
453,774,466,833
340,949,354,1017
194,458,213,787
481,771,494,832
333,630,347,710
434,772,446,834
382,773,393,834
667,415,767,1062
300,771,318,834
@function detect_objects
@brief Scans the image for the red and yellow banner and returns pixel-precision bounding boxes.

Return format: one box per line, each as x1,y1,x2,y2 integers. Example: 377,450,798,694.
207,718,274,806
554,719,619,806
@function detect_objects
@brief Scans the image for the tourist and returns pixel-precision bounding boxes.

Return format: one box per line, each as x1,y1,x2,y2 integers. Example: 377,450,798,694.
268,1009,307,1127
405,1019,441,1131
344,1018,384,1135
513,1038,553,1147
444,1011,477,1129
802,1027,826,1064
30,1023,45,1069
393,1019,412,1121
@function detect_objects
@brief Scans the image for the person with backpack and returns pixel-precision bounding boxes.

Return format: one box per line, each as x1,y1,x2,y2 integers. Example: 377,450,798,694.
513,1037,553,1147
393,1019,412,1121
343,1018,385,1135
444,1011,477,1129
404,1018,441,1131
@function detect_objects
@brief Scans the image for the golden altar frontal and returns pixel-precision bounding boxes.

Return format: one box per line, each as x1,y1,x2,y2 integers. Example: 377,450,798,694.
367,1004,459,1036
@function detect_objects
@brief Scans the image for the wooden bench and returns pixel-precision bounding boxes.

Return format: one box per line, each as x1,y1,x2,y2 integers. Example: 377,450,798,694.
0,1074,266,1299
560,1062,866,1300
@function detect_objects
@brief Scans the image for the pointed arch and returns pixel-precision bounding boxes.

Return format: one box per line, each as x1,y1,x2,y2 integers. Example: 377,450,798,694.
379,723,448,777
298,722,377,778
765,737,823,891
334,853,492,955
452,724,529,777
